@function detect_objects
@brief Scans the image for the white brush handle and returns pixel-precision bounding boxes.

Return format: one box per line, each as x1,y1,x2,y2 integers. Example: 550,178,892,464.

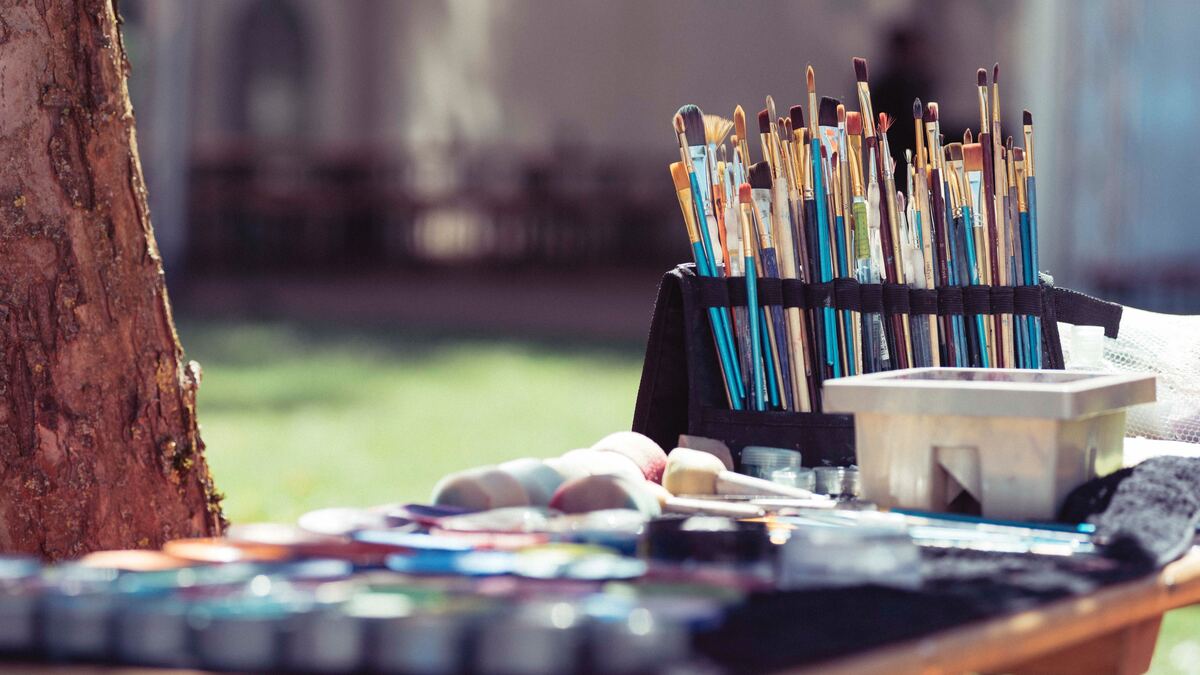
662,496,764,518
715,471,815,498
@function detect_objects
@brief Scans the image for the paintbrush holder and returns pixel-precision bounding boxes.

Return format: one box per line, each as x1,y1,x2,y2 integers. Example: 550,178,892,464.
632,263,1125,475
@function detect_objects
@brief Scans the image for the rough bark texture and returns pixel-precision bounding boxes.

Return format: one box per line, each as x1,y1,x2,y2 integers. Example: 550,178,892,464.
0,0,224,559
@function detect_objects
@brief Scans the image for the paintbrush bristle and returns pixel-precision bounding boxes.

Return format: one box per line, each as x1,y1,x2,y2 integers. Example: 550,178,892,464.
678,105,706,147
846,111,862,136
993,63,1000,83
963,143,983,172
912,98,923,120
964,128,973,144
789,105,805,132
1023,110,1033,126
782,118,792,137
928,102,939,123
757,109,771,135
948,143,963,162
818,97,840,128
673,113,686,137
806,65,816,93
878,113,893,134
734,106,747,145
977,68,987,87
1014,147,1025,162
904,148,912,164
853,57,868,83
748,161,772,190
670,162,691,192
836,103,846,125
765,95,778,123
703,114,733,146
738,182,753,204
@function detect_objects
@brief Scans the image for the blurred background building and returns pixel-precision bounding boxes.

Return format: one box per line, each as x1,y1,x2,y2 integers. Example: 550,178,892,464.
120,0,1200,335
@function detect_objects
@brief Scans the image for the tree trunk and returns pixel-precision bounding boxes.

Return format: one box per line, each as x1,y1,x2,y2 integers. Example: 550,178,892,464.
0,0,224,558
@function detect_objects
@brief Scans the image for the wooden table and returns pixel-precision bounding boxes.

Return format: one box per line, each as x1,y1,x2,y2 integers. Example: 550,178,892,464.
788,546,1200,675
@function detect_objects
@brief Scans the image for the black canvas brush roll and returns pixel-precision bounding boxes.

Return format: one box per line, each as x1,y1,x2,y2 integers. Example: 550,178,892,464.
632,263,1123,468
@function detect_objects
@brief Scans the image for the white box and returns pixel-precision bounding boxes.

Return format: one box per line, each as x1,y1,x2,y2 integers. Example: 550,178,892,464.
823,368,1156,520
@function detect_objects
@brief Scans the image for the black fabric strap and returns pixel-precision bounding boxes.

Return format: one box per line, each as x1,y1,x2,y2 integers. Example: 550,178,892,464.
859,284,884,313
909,289,938,315
806,281,836,309
963,286,992,315
882,283,910,314
1052,287,1123,339
938,287,964,316
1012,286,1043,316
990,286,1015,315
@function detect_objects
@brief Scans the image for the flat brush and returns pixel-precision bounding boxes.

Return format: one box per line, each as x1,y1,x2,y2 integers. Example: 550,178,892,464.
962,141,991,367
991,64,1016,369
672,160,742,407
757,109,776,176
733,106,752,169
1023,110,1043,367
677,109,745,404
749,161,792,411
1014,145,1034,368
775,116,814,411
738,183,767,410
820,99,852,374
924,103,957,366
808,65,841,380
912,98,940,367
837,103,860,375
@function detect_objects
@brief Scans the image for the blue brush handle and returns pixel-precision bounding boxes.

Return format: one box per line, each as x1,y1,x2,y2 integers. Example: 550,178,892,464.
759,247,794,411
810,140,839,377
692,241,743,409
687,174,745,402
962,206,990,368
1027,178,1042,367
1019,210,1034,368
744,254,766,411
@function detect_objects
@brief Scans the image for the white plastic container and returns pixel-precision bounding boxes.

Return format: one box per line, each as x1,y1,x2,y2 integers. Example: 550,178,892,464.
823,368,1155,520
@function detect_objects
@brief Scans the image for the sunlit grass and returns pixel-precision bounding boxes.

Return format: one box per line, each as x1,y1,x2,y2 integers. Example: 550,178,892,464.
178,320,643,524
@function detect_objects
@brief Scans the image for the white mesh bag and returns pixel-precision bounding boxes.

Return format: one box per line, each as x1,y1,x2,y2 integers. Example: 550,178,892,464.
1059,306,1200,444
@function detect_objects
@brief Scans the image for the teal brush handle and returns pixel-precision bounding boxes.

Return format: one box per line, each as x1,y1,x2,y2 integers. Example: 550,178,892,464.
1019,210,1034,368
692,240,743,410
810,139,839,377
744,254,766,411
687,175,745,403
961,206,989,368
1026,177,1042,368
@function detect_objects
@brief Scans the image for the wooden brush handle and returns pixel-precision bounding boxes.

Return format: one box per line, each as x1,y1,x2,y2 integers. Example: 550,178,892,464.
716,471,815,498
662,496,764,518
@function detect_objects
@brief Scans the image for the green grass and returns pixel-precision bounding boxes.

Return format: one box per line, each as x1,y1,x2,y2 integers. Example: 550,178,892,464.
178,320,644,525
176,319,1199,668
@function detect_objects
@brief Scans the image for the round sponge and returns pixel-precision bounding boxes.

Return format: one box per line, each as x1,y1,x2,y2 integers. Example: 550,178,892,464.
431,466,531,511
590,432,668,483
498,458,567,507
548,475,661,517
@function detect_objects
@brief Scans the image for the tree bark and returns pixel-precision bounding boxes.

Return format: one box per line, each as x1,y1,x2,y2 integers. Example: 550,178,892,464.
0,0,224,558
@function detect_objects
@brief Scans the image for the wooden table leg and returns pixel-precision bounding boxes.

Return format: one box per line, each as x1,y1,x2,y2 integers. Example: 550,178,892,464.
1001,614,1164,675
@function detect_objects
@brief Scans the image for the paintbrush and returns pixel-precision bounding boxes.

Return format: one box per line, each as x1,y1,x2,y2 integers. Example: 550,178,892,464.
924,103,959,366
1014,145,1034,368
677,110,745,404
749,161,794,411
721,159,755,397
879,114,914,368
820,98,853,375
1003,138,1032,367
962,141,992,367
807,66,840,380
974,72,1005,368
837,103,860,375
1023,110,1042,367
738,183,768,410
774,116,814,411
671,160,742,407
990,65,1016,369
911,98,940,367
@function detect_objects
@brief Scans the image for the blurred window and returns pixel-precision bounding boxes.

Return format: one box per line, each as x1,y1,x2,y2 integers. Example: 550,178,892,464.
235,0,309,140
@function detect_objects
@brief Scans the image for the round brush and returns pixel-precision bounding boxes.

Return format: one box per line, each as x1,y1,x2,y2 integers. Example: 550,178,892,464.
662,448,815,499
